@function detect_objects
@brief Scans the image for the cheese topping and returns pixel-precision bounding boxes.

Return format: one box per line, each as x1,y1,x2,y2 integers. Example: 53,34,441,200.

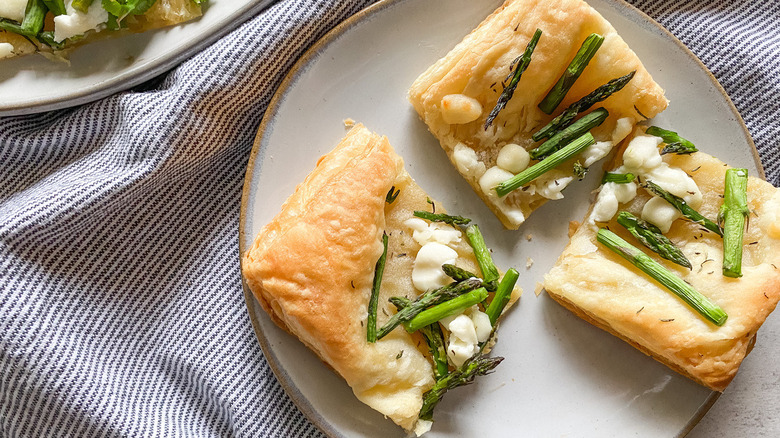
54,0,109,43
440,306,492,367
403,218,462,246
591,181,638,222
589,133,702,223
641,196,682,233
452,142,487,180
528,169,573,200
581,140,614,168
479,166,514,196
496,143,530,173
0,43,14,59
411,242,458,292
0,0,27,23
413,419,433,437
441,94,483,125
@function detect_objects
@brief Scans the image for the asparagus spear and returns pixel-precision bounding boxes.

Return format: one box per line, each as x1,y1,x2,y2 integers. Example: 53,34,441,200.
496,132,595,197
418,353,504,421
529,107,609,160
533,71,635,141
720,168,749,278
485,268,520,326
484,29,542,129
646,126,698,155
602,172,635,184
538,33,605,114
406,288,488,333
413,211,471,226
465,224,500,288
442,264,478,282
617,211,692,269
42,0,67,15
391,297,449,380
376,278,482,340
597,228,727,325
643,181,723,236
21,0,47,36
366,233,389,343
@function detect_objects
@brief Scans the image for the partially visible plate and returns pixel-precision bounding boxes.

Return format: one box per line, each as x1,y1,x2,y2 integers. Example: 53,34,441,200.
239,0,762,436
0,0,274,116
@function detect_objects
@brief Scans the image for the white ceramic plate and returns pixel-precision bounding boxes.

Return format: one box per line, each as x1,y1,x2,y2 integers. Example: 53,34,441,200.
240,0,762,436
0,0,274,116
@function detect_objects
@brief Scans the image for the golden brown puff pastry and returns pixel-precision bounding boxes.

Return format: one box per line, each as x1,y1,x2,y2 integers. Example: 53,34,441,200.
0,0,201,61
544,145,780,391
242,124,514,432
408,0,668,229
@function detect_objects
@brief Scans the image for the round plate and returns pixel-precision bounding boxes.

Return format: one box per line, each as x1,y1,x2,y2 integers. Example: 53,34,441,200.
240,0,762,436
0,0,274,116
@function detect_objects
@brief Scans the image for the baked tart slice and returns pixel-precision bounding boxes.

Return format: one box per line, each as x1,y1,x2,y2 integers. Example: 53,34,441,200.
242,124,520,434
409,0,668,229
544,129,780,391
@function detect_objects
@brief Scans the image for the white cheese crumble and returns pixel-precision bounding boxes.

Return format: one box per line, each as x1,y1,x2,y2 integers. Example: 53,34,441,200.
612,117,634,144
496,143,530,173
589,133,702,223
528,170,573,200
0,43,14,59
452,142,486,180
411,242,458,292
581,140,613,168
440,94,483,124
54,0,109,43
403,218,462,246
479,166,514,197
591,180,638,222
0,0,27,22
440,306,492,367
641,196,682,233
413,419,433,437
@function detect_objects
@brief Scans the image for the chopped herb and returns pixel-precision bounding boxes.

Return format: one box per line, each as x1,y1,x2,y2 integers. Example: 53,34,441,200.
573,161,589,180
634,105,649,120
385,186,400,204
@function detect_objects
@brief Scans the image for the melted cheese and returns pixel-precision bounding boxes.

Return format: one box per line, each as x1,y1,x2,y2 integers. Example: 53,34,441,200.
452,143,487,180
496,143,530,173
54,0,109,43
411,242,458,292
0,43,14,59
0,0,27,22
441,94,483,124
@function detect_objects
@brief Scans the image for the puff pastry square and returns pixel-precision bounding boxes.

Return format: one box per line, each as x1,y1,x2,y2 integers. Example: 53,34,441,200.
409,0,668,229
544,148,780,391
242,124,509,432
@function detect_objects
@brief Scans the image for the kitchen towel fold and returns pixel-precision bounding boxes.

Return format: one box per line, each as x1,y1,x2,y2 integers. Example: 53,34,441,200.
1,0,778,437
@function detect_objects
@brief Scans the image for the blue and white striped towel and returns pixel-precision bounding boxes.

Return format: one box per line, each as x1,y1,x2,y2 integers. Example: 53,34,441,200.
1,0,778,437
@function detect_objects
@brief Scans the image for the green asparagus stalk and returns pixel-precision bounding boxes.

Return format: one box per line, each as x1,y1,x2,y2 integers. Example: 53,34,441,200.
42,0,67,15
597,228,727,325
529,107,609,160
413,211,471,226
538,33,605,114
376,278,482,340
21,0,47,36
366,233,389,343
720,168,749,278
391,297,449,380
418,354,504,421
465,224,500,288
616,211,691,269
496,132,595,197
406,288,488,333
485,268,519,326
644,181,723,236
646,126,698,155
484,29,542,129
533,71,635,141
602,172,635,184
442,264,496,292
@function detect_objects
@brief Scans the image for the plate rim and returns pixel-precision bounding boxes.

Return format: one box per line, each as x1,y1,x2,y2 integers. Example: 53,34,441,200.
0,0,275,117
238,0,764,436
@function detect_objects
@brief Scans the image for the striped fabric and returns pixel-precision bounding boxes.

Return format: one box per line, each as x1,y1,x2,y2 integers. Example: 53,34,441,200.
0,0,777,437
